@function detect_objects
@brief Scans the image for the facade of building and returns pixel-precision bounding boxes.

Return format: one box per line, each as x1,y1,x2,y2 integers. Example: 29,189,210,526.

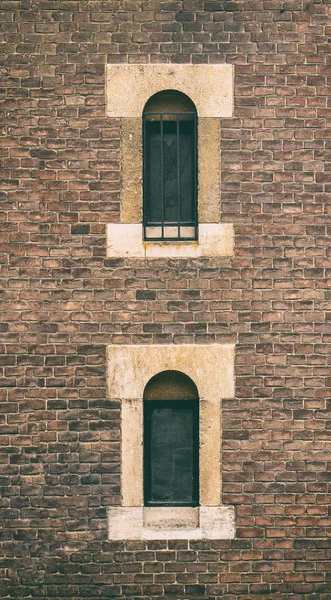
1,1,331,598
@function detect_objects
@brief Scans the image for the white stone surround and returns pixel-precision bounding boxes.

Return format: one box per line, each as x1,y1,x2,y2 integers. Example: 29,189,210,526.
106,64,234,119
108,506,235,541
106,222,234,258
105,63,235,259
107,344,236,540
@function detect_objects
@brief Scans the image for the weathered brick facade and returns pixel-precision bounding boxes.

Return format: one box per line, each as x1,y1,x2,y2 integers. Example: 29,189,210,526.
1,1,331,598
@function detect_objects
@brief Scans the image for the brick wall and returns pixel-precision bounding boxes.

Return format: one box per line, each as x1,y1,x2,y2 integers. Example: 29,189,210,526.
1,1,331,598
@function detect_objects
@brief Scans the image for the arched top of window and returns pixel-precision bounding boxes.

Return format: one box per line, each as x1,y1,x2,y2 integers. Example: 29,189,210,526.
143,370,199,401
143,90,197,121
143,369,199,507
143,90,198,242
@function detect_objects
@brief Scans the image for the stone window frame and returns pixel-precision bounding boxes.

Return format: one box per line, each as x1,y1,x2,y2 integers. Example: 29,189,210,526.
107,344,236,540
105,64,234,258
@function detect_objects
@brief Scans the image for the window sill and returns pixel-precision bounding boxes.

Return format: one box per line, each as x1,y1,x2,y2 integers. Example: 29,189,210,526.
106,223,234,258
108,506,235,540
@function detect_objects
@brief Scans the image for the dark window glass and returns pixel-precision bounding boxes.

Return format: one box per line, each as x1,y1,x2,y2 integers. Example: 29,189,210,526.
144,400,199,506
143,91,197,241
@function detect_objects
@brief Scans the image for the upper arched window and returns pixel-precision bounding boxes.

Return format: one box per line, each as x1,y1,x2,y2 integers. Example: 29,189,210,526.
143,370,199,507
143,91,198,242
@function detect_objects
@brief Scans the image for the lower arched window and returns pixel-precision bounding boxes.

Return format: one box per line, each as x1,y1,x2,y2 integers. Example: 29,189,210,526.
143,370,199,507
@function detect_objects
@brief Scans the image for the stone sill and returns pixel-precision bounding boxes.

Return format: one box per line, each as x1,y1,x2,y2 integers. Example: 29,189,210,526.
108,506,235,540
106,223,234,258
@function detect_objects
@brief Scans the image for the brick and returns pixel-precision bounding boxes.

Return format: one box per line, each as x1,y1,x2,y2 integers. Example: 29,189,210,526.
1,0,330,596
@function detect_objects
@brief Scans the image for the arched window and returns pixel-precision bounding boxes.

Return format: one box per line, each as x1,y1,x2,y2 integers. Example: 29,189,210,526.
143,370,199,507
143,91,198,241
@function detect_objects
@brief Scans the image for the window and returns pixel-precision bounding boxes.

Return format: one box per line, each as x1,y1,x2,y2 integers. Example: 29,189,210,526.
143,91,198,241
143,370,199,507
106,64,234,258
107,343,236,540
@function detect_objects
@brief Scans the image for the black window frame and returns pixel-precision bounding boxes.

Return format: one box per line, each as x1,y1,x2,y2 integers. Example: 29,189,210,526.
143,399,199,507
143,104,198,242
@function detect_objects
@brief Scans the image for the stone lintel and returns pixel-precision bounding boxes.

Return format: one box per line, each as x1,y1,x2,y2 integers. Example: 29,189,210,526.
106,64,234,118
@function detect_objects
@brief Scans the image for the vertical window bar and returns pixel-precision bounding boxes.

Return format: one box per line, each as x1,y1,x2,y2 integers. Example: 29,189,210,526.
160,114,164,240
177,116,180,240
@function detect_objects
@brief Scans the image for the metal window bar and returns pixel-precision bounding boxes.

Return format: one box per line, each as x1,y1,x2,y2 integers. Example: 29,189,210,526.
143,399,199,507
143,111,198,242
